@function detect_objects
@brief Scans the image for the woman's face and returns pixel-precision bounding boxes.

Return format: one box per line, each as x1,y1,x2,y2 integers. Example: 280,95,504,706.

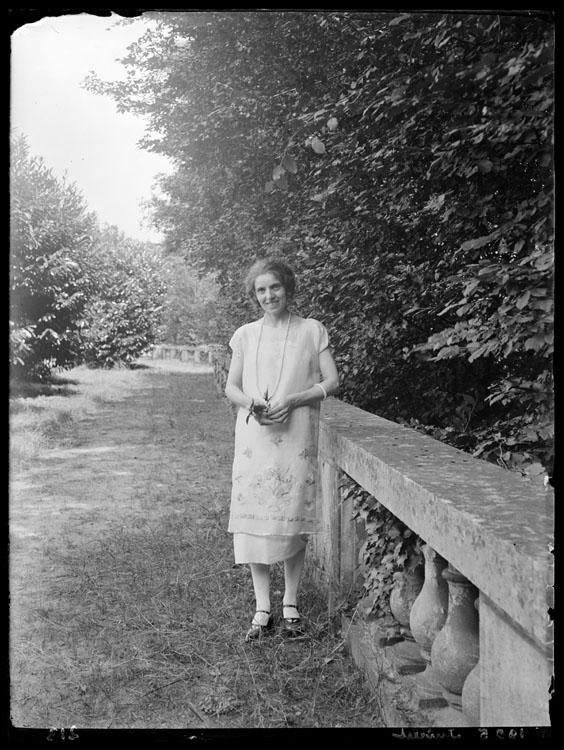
254,272,288,316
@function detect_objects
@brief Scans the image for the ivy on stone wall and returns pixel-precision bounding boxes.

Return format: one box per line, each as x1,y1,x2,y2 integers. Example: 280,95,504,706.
342,473,423,618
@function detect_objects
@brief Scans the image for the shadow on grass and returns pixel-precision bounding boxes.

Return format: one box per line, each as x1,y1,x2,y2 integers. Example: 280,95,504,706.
10,361,151,400
128,362,151,370
10,375,82,400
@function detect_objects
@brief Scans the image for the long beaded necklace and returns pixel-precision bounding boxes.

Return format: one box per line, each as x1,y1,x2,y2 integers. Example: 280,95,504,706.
255,311,292,402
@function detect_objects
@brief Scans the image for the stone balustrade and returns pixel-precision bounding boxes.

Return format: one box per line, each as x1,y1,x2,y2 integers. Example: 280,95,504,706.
409,544,449,703
212,350,232,392
316,398,553,727
152,343,223,364
211,350,553,727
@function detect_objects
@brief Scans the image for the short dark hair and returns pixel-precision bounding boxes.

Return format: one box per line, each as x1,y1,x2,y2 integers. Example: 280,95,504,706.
244,258,296,304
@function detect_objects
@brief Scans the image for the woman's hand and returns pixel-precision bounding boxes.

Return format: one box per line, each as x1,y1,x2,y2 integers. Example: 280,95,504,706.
265,397,294,423
255,413,277,425
248,396,276,425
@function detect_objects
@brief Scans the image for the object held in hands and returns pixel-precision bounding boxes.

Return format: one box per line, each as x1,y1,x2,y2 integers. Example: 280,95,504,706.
246,399,268,424
246,387,271,424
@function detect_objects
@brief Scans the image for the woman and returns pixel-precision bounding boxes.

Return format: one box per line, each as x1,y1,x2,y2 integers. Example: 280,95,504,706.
225,258,339,641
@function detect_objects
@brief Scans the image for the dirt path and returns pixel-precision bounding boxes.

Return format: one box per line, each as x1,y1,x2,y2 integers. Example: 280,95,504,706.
10,362,235,728
10,361,379,732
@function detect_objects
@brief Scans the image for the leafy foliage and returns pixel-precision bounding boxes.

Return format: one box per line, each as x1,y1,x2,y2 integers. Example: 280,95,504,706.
342,474,422,618
79,226,167,368
10,134,96,379
85,10,553,475
84,11,553,613
10,135,170,376
411,243,553,472
158,258,237,345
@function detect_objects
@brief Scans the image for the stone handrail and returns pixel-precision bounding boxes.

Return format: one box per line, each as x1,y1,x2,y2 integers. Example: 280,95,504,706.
316,397,553,727
152,343,223,364
211,350,553,727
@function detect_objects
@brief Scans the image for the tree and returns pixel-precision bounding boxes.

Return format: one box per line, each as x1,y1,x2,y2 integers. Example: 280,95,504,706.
10,135,168,376
291,11,554,471
84,10,554,472
79,225,167,368
10,134,96,378
158,258,237,345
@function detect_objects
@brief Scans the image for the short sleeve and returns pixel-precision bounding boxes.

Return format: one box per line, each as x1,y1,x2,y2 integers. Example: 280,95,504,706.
229,328,244,359
311,319,329,353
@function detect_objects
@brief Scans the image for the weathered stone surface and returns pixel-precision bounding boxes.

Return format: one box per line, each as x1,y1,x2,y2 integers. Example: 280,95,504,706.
410,545,449,701
430,567,479,701
479,593,552,726
343,614,441,728
320,399,553,650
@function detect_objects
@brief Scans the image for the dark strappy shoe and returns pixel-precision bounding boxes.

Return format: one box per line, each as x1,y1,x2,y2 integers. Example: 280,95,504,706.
245,610,274,642
282,604,305,637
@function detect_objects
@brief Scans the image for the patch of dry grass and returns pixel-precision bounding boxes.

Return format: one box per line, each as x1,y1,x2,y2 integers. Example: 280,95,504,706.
10,362,382,730
12,502,381,729
9,366,149,470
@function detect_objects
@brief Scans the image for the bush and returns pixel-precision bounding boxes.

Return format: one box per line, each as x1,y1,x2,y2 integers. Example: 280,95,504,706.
10,134,96,379
79,227,167,368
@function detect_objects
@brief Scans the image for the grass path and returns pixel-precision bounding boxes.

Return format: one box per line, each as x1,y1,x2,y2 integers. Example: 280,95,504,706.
10,361,381,731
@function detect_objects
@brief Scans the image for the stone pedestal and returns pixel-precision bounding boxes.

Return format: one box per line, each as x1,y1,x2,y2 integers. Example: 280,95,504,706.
461,596,481,726
390,561,424,634
431,564,479,718
461,660,480,726
389,561,425,673
409,544,449,704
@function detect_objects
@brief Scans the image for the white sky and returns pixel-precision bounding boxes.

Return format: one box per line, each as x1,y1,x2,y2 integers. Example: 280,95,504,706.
10,12,173,243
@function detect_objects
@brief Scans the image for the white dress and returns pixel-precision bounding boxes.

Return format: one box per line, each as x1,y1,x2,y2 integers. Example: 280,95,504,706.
228,314,329,564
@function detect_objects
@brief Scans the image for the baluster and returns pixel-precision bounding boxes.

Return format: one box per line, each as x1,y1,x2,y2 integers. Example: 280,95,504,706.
409,544,449,706
388,559,425,673
431,564,479,721
461,596,481,726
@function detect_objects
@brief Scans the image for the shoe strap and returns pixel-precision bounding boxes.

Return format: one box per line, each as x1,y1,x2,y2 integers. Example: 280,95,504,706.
251,610,271,627
283,604,300,620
